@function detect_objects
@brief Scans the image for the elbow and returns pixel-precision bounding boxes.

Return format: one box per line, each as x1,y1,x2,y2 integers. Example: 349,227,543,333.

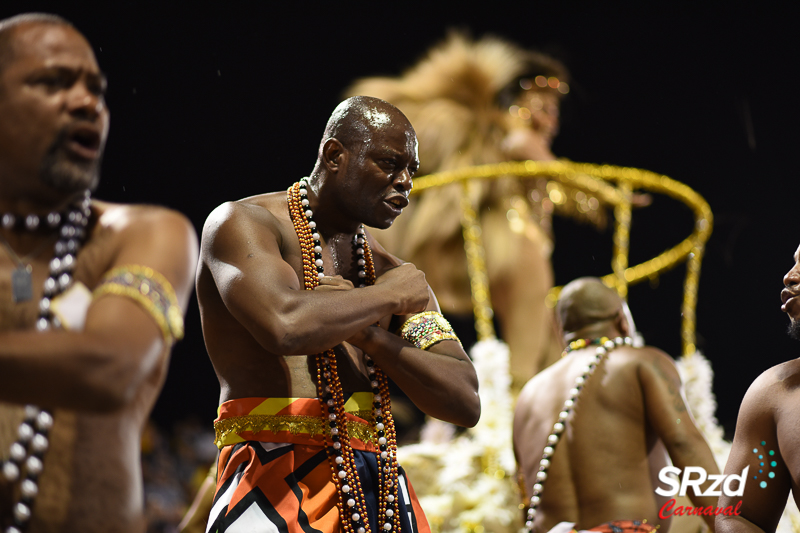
443,386,481,428
77,346,161,413
460,371,481,427
83,365,140,412
261,327,304,356
87,385,131,413
461,391,482,428
250,312,309,355
443,370,481,428
70,374,133,412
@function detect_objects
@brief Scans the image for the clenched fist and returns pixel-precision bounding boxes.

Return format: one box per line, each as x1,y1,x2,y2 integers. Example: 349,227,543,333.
374,263,430,316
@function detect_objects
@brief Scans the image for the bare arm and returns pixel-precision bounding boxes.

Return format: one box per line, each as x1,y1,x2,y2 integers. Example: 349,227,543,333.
717,369,790,533
178,462,217,533
0,207,198,412
201,201,428,355
346,287,480,427
639,348,719,531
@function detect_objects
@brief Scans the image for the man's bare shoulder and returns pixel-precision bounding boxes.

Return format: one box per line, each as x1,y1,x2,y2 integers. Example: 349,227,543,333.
87,200,198,296
615,344,679,375
741,358,800,411
200,193,287,252
764,357,800,388
517,357,568,407
236,191,289,212
93,200,194,236
86,201,195,263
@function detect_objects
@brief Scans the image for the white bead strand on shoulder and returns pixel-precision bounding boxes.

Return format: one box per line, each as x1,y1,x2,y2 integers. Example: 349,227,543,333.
523,336,632,532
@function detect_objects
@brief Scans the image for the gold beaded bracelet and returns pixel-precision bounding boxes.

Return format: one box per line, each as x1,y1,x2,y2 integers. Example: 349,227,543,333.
399,311,462,350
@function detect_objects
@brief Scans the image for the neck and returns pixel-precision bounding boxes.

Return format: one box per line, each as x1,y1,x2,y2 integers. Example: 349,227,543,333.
302,176,361,238
563,326,620,345
0,187,85,218
0,191,88,252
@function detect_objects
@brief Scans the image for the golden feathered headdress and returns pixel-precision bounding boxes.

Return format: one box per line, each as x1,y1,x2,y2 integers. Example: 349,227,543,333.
347,32,568,174
345,33,568,255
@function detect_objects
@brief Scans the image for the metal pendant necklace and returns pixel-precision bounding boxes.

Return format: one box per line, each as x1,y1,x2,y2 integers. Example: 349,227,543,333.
0,234,57,303
0,192,91,533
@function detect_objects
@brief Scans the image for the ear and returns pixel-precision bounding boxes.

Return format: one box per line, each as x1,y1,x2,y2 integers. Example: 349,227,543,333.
322,139,347,174
555,313,566,342
615,306,632,337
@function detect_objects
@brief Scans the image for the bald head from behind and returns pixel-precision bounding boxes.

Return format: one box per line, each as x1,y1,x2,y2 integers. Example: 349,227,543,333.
317,95,416,161
557,277,630,341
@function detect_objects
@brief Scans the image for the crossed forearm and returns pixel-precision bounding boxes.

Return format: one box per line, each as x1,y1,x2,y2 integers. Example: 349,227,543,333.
348,326,480,427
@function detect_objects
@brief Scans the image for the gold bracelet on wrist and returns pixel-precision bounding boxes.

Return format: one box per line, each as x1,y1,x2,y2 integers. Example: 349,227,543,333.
399,311,461,350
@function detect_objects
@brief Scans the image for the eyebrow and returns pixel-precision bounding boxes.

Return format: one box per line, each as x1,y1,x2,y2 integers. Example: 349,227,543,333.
373,147,403,157
33,65,106,83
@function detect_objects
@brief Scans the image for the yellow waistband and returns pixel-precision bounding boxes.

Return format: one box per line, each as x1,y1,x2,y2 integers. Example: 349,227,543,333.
213,413,375,449
213,394,377,449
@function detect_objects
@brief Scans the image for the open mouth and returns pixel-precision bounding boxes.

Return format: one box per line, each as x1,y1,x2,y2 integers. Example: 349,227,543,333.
65,125,102,160
782,289,795,305
384,195,409,211
782,290,798,312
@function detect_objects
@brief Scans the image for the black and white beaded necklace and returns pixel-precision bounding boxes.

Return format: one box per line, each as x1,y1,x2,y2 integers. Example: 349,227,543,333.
523,336,633,532
290,178,401,533
1,191,92,533
0,211,64,304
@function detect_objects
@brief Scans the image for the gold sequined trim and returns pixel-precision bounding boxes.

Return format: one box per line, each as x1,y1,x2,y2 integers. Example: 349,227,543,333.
93,265,184,344
214,412,374,449
399,311,461,351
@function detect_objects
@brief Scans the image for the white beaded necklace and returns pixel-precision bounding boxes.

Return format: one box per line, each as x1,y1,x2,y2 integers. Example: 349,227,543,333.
523,336,633,532
1,191,92,533
293,178,400,533
298,178,369,286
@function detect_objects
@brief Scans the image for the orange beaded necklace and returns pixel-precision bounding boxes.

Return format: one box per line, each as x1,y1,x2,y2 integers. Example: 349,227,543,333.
288,179,401,533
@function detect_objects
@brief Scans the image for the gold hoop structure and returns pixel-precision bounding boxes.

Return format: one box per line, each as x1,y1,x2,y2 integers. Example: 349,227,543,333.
410,160,713,356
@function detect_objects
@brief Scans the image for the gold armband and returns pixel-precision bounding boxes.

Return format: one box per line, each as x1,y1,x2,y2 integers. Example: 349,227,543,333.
399,311,461,350
93,265,184,344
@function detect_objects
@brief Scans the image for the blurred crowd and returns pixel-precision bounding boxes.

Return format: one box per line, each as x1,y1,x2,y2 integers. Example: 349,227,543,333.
141,419,217,533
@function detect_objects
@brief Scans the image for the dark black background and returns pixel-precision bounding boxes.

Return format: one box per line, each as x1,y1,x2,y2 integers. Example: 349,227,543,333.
3,1,797,437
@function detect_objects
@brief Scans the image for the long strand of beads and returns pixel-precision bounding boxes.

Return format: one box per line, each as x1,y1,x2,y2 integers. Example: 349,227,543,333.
1,191,91,533
524,336,633,532
288,179,399,533
367,356,399,532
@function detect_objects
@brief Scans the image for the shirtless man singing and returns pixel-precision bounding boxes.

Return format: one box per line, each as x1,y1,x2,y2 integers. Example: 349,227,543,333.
717,243,800,533
0,13,197,533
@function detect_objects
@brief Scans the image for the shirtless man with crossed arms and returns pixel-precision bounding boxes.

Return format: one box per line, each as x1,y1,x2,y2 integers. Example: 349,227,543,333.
196,96,480,532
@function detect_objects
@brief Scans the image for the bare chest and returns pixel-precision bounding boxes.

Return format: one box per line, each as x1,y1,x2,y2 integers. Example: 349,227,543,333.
282,342,372,397
0,227,116,332
279,228,366,287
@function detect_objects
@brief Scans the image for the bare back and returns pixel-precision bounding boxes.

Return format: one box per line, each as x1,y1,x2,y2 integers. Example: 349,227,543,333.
197,191,406,403
514,345,666,531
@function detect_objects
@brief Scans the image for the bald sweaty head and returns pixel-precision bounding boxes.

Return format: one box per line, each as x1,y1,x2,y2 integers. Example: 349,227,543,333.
557,277,625,335
319,96,414,157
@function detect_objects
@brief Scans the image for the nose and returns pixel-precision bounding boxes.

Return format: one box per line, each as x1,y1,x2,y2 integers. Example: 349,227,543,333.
67,83,105,121
394,167,413,193
784,263,800,289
